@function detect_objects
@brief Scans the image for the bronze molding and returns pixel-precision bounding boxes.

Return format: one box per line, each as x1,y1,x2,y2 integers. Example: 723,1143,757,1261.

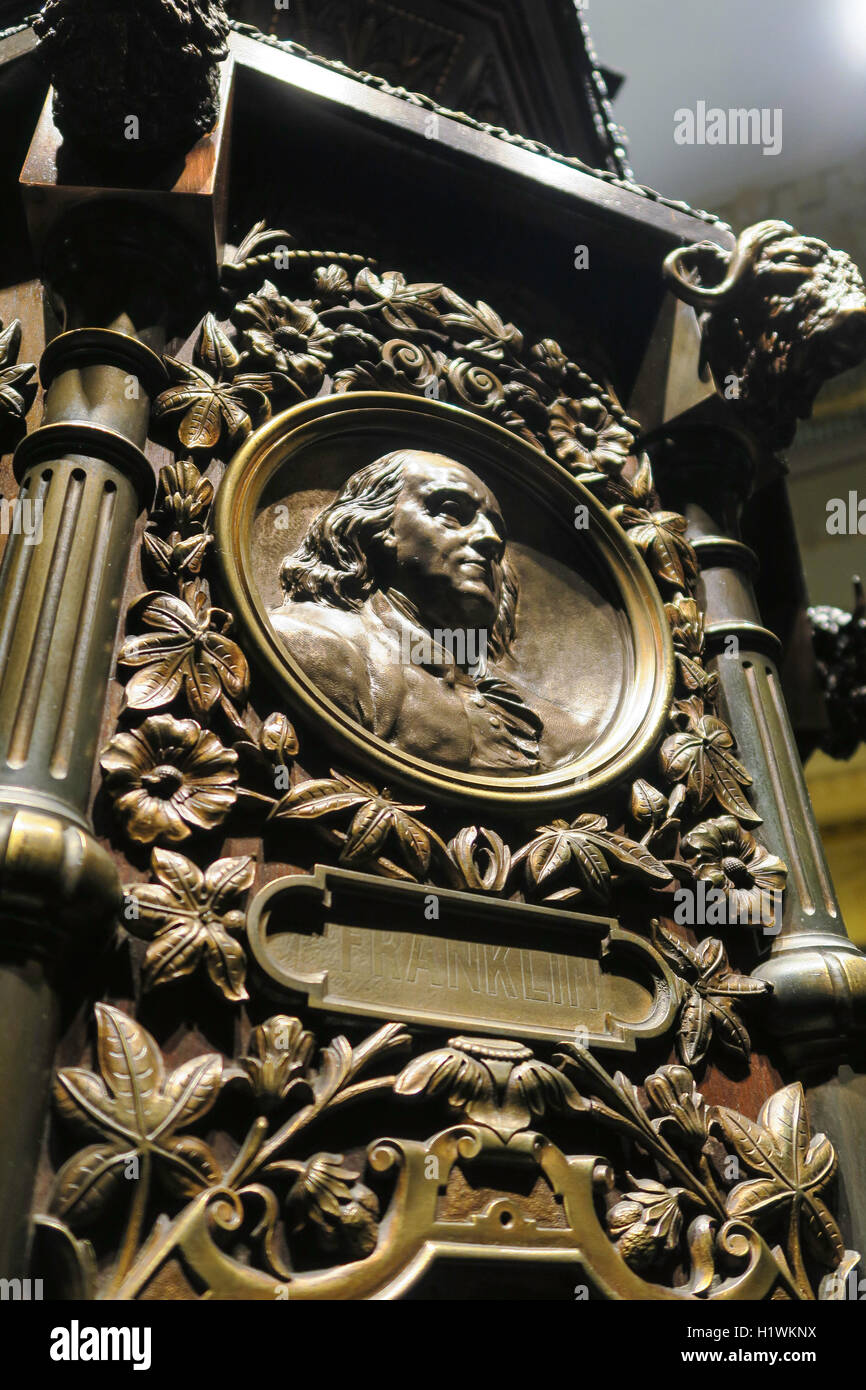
214,392,676,813
227,22,731,235
13,420,154,497
39,329,168,396
114,1130,798,1302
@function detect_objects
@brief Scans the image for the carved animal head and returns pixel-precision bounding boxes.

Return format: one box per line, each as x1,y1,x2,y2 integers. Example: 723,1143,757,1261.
663,221,866,447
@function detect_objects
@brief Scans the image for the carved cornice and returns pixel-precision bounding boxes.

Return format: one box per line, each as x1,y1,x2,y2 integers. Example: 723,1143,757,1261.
227,19,728,232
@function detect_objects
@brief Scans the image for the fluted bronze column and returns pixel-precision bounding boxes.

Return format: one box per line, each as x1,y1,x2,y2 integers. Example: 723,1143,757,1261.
652,429,866,1065
0,192,218,1274
0,218,180,1276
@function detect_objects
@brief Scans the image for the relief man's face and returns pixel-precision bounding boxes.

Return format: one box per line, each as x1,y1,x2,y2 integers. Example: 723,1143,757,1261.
379,454,507,631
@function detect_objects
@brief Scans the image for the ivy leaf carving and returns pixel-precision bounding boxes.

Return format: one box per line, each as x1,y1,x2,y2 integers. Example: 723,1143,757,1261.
717,1083,843,1268
52,1005,224,1228
439,287,523,360
0,318,36,428
514,813,672,905
270,770,431,879
654,925,769,1067
124,848,254,1002
198,312,240,375
661,713,761,824
153,315,278,454
354,267,442,332
118,590,248,716
612,506,698,588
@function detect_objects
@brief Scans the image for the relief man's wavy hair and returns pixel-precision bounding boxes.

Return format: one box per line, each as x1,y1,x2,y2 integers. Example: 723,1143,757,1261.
279,450,519,659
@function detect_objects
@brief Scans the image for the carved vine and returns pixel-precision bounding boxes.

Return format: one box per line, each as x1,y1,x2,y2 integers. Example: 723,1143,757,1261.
0,317,37,451
43,1003,848,1301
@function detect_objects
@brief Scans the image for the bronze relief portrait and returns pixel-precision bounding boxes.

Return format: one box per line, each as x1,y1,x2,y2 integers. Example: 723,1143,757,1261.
215,393,674,810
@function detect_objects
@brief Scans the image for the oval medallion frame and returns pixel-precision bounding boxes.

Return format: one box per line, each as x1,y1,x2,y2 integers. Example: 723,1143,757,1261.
214,392,674,812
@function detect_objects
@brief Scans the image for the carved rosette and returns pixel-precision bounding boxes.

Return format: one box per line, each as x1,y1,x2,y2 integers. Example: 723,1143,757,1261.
34,218,858,1303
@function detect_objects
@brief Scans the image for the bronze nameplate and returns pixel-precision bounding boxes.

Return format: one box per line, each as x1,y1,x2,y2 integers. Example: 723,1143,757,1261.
246,865,679,1050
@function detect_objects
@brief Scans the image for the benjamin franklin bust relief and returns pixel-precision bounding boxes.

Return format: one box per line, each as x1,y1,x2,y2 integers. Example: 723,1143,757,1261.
268,450,602,773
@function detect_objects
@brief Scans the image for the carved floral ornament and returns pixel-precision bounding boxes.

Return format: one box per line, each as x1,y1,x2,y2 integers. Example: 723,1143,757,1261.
45,218,862,1301
45,1002,848,1301
101,227,778,914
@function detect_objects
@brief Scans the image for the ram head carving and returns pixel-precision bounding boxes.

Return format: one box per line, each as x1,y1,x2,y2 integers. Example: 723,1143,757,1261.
664,220,866,449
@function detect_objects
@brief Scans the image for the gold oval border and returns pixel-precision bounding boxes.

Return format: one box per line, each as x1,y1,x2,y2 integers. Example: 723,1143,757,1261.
213,392,675,813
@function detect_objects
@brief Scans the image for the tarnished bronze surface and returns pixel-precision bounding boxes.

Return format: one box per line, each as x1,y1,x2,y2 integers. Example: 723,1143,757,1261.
33,0,229,163
0,28,236,1278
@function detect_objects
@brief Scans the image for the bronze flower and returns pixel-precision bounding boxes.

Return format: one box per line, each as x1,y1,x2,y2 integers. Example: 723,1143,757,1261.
312,264,353,303
645,1065,710,1145
530,337,569,385
681,814,787,924
665,593,704,656
155,459,213,531
100,715,238,845
242,1015,315,1107
665,592,717,696
233,280,336,390
549,395,635,475
396,1036,584,1140
285,1153,379,1261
